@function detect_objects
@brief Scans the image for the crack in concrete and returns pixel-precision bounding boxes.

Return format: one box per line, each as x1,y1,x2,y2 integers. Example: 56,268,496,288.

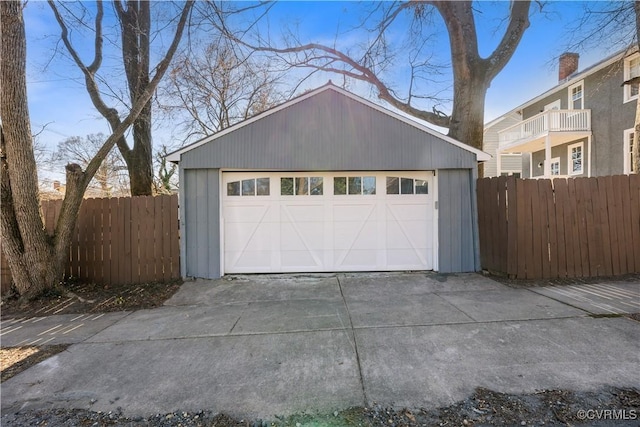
336,274,368,408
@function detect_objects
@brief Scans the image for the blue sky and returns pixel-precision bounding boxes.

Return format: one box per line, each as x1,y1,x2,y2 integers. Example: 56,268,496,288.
23,1,615,181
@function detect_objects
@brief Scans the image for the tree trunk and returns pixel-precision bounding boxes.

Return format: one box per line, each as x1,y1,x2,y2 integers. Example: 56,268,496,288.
126,102,154,196
116,0,154,196
447,75,489,150
1,0,60,298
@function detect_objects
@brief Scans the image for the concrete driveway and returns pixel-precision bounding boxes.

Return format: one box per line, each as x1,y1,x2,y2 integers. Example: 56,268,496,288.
1,272,639,420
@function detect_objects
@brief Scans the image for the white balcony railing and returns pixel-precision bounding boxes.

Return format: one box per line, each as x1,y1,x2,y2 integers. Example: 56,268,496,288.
498,109,591,147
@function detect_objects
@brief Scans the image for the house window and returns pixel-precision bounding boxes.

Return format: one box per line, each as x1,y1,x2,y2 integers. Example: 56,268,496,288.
281,176,323,195
334,176,376,195
624,53,640,103
228,178,270,196
386,177,428,194
568,142,584,175
568,81,584,109
624,129,636,174
549,157,560,176
544,100,561,111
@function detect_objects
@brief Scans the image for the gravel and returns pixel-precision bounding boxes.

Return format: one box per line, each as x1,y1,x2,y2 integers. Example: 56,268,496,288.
2,386,639,427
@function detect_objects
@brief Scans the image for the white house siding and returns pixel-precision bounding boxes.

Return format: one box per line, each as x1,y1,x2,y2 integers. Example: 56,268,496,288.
483,113,522,177
500,154,523,175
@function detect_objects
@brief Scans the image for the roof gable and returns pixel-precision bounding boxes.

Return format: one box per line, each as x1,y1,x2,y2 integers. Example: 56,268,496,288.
168,83,489,164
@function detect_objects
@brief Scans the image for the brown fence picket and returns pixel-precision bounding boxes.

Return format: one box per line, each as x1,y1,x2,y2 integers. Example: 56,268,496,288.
542,180,557,278
477,178,489,269
101,197,112,285
583,178,599,276
132,196,144,283
506,176,518,277
619,175,634,274
515,178,527,278
123,196,133,284
143,196,155,282
553,179,568,277
603,176,620,275
536,180,550,279
568,179,584,277
496,176,508,274
526,180,539,278
594,178,612,276
111,198,121,285
170,194,180,279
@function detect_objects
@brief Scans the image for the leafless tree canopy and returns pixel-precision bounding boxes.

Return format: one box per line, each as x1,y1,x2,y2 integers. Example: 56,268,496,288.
161,35,286,142
563,1,636,53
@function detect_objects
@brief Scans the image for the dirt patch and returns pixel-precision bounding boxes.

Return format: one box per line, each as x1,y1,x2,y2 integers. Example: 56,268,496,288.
1,345,69,383
2,386,639,426
1,279,182,319
1,280,181,381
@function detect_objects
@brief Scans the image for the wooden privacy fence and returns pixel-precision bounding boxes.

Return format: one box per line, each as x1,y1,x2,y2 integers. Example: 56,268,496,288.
1,195,180,293
477,175,640,279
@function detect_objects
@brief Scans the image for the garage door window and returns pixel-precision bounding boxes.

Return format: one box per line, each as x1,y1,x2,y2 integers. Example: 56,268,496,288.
334,176,376,195
227,178,270,196
386,177,428,194
281,176,323,196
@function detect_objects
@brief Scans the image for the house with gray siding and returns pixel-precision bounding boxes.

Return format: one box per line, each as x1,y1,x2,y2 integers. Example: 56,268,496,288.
490,48,638,178
167,83,490,279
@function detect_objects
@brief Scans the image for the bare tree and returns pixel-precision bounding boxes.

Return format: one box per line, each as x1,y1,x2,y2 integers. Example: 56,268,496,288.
1,0,193,298
52,134,129,196
47,1,190,196
161,35,285,141
224,1,532,153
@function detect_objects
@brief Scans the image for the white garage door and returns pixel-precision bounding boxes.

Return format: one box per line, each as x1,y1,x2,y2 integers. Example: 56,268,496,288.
222,171,436,274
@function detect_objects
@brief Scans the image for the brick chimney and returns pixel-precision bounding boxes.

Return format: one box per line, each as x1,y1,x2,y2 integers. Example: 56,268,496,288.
559,52,579,82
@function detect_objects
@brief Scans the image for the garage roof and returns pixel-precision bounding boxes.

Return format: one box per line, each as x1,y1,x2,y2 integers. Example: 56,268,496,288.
167,83,490,167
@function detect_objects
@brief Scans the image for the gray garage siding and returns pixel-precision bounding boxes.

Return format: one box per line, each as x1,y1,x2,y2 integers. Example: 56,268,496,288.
438,169,479,273
180,89,477,171
182,168,220,279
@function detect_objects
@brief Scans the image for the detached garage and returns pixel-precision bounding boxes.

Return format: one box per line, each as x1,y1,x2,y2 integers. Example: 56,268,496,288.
167,83,489,279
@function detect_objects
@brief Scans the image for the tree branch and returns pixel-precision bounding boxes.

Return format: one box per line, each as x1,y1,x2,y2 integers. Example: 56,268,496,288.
484,0,531,80
47,0,123,130
238,41,450,127
87,0,103,73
